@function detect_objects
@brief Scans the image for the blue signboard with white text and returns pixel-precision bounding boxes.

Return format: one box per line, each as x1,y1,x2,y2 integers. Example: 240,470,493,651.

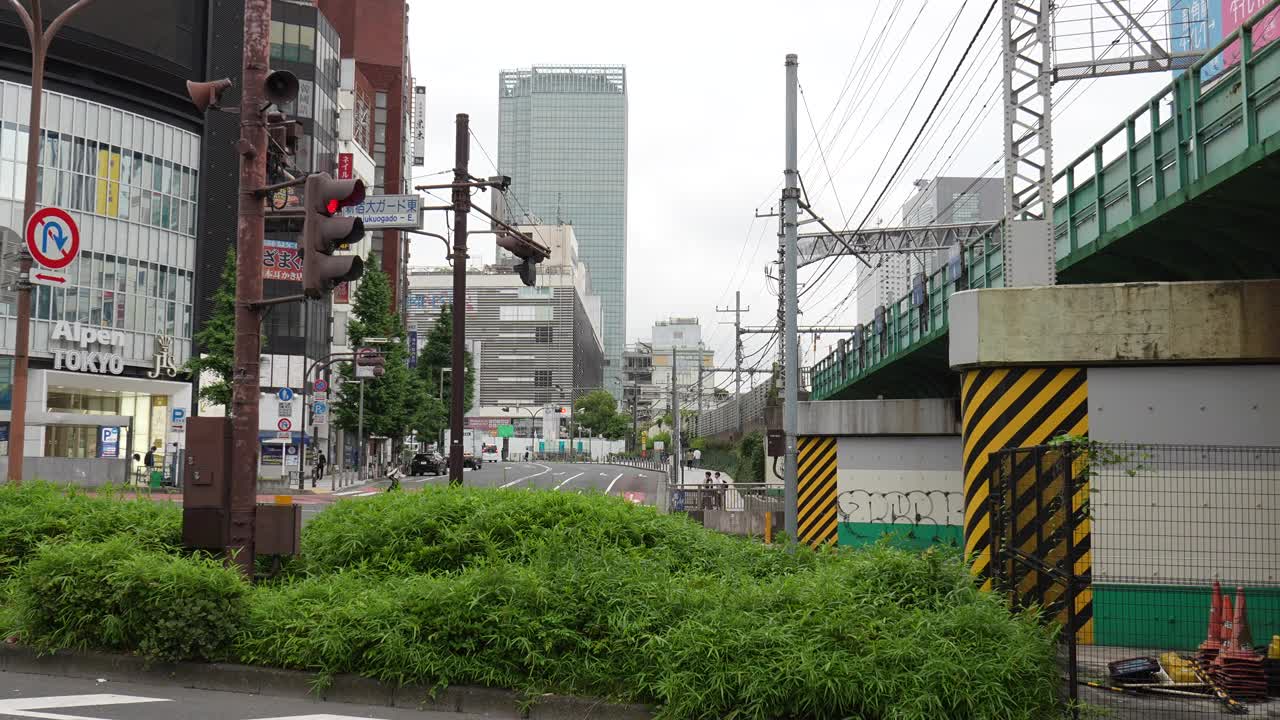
99,427,120,458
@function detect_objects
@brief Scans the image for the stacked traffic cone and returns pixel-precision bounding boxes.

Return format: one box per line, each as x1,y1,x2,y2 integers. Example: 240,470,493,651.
1264,635,1280,697
1196,581,1225,665
1211,586,1267,701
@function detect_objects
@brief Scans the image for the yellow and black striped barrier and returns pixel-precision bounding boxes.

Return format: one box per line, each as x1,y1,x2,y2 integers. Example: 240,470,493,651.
796,436,838,548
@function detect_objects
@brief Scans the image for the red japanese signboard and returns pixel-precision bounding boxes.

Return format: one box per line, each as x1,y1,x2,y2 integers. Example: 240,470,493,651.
337,153,354,180
263,239,303,282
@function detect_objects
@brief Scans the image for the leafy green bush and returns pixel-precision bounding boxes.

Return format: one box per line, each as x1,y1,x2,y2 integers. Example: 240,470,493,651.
242,539,1059,719
0,483,180,578
297,486,804,578
735,431,765,483
12,537,248,661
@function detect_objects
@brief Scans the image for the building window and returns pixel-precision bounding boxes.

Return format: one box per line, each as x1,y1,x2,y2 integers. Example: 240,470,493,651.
534,370,552,388
499,305,553,322
535,326,553,343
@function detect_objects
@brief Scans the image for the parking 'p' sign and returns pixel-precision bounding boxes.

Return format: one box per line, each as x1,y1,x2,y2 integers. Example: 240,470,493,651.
26,207,80,286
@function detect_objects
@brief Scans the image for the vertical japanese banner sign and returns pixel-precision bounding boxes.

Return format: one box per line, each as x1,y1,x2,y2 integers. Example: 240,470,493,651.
336,281,350,304
408,330,418,368
413,85,426,166
337,153,353,180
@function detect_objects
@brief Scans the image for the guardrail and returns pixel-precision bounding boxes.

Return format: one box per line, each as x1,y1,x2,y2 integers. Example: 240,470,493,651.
667,483,783,513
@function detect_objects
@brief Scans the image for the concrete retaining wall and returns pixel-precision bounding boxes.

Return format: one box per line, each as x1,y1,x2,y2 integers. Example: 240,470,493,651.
19,458,128,486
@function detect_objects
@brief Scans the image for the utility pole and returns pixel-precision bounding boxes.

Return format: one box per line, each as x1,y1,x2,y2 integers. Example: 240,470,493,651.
219,0,274,577
448,114,470,486
782,54,800,547
696,355,704,439
717,290,748,435
4,0,97,485
356,380,365,482
671,346,681,485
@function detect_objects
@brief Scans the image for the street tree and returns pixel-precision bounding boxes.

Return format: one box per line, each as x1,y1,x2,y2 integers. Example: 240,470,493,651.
416,304,475,411
333,255,414,446
185,250,236,410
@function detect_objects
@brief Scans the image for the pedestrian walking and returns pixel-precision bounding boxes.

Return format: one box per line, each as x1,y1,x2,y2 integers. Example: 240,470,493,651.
693,448,702,468
702,471,715,510
313,451,327,486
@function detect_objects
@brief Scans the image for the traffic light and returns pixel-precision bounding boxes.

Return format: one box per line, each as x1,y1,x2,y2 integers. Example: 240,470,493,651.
496,230,551,288
302,172,365,298
355,347,385,378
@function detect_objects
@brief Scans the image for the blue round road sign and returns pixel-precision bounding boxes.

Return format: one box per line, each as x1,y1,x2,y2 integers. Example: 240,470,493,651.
277,387,294,402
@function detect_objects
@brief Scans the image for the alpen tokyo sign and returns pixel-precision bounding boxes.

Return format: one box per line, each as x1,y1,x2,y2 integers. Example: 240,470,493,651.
50,321,126,375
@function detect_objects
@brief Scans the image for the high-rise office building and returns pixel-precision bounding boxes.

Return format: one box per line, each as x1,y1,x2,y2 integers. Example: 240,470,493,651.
855,177,1001,325
495,65,627,398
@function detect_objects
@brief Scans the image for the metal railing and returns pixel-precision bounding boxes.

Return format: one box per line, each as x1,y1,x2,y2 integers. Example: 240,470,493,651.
666,482,782,513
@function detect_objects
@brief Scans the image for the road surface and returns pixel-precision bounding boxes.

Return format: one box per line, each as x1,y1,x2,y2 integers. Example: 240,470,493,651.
0,671,488,720
298,461,662,524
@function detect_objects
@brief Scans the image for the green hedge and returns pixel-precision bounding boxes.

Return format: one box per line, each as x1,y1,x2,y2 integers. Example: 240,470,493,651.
0,483,180,579
11,537,247,661
1,484,1063,719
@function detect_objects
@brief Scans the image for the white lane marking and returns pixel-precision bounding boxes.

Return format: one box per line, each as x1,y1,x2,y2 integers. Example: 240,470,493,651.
251,715,392,720
553,472,584,491
0,694,170,720
553,472,565,476
598,472,607,476
604,473,623,494
501,463,550,488
251,716,393,720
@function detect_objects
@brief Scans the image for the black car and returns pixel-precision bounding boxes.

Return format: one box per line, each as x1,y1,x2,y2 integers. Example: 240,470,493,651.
410,452,444,476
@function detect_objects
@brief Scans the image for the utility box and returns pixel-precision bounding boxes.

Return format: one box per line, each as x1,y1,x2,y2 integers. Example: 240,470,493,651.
182,416,232,550
256,503,301,555
767,429,785,457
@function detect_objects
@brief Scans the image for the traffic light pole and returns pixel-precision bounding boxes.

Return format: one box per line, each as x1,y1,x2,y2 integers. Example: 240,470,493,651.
225,0,272,578
448,113,470,487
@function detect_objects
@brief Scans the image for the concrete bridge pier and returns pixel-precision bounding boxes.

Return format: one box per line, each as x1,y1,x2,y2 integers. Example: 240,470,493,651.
764,398,964,549
949,279,1280,646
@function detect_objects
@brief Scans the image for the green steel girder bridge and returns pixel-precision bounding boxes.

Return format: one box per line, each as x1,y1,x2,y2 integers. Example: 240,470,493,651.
810,33,1280,402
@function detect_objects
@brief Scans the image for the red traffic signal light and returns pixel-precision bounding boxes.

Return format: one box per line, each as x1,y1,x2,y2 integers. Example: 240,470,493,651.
355,347,385,378
303,172,366,298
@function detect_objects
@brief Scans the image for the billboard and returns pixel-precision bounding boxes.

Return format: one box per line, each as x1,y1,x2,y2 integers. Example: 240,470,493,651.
263,239,303,282
1172,0,1280,81
407,290,477,313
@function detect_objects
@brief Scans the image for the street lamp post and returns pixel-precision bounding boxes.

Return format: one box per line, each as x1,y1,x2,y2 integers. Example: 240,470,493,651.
5,0,98,485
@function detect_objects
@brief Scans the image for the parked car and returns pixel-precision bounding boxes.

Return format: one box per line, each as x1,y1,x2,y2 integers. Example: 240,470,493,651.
463,451,481,470
481,444,500,463
410,452,444,476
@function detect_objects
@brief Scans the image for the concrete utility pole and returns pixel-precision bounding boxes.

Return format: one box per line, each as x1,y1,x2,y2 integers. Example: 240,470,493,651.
448,114,470,486
782,53,800,546
671,346,681,485
4,0,97,484
356,380,365,481
717,290,748,435
225,0,273,577
696,354,704,438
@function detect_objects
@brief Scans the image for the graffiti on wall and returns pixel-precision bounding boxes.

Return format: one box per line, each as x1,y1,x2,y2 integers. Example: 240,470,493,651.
836,489,962,547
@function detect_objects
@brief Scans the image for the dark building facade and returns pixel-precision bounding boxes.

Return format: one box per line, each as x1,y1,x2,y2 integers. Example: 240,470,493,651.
316,0,413,314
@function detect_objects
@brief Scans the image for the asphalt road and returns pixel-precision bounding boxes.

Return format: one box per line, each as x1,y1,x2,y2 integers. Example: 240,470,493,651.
0,671,487,720
298,462,661,525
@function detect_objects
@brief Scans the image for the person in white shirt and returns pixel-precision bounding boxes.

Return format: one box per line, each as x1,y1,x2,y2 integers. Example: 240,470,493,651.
692,448,702,467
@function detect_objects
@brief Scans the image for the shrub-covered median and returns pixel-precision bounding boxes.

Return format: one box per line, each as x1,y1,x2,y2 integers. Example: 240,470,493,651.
0,482,1063,719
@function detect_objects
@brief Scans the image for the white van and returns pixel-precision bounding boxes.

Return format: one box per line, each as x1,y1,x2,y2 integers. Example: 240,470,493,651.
481,444,500,463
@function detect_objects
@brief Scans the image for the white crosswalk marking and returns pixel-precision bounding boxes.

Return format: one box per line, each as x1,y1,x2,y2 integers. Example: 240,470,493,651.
0,694,170,720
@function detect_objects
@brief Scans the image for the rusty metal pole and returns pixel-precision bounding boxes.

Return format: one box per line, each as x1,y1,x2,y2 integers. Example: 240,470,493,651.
447,114,469,486
228,0,271,577
5,0,97,485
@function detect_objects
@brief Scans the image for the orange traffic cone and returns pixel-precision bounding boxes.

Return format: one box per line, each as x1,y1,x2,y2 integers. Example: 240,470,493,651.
1215,587,1267,701
1198,581,1225,662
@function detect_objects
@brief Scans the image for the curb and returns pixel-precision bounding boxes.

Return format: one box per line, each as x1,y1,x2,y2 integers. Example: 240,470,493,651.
0,644,653,719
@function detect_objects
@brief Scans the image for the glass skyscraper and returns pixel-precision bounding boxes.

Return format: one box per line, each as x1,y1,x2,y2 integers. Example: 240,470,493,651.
496,65,627,397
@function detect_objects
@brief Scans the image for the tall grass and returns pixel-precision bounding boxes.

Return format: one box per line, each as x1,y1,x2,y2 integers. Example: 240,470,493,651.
2,484,1063,718
0,482,181,579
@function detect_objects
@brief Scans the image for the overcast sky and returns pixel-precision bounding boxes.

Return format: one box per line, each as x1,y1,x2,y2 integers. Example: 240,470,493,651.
406,0,1172,391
